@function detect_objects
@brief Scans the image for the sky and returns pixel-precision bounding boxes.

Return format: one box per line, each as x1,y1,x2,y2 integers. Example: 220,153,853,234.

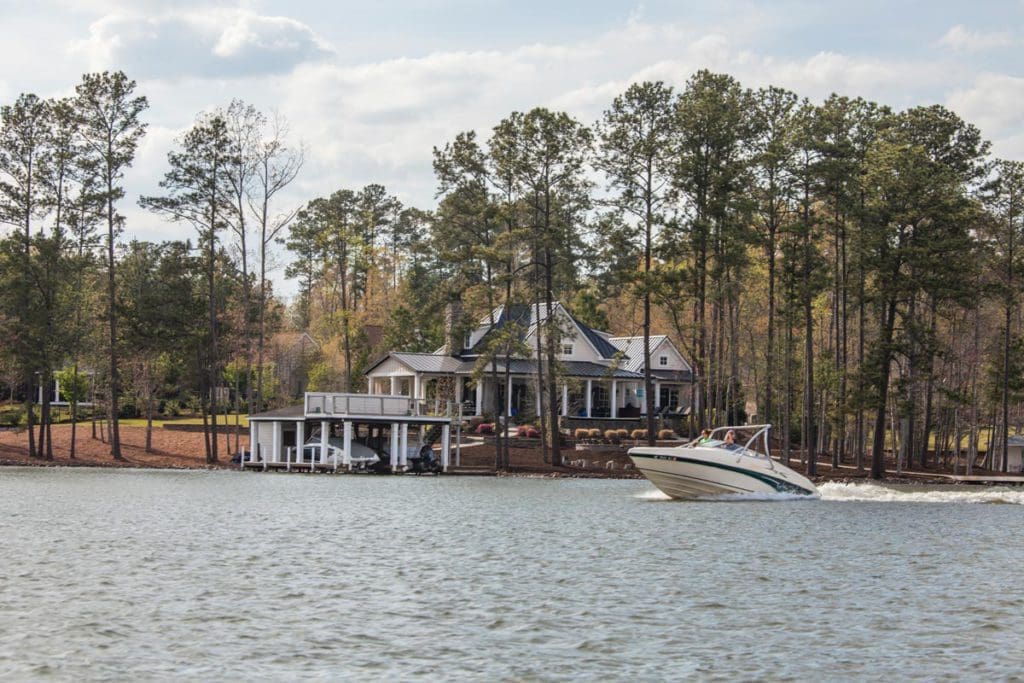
1,0,1022,299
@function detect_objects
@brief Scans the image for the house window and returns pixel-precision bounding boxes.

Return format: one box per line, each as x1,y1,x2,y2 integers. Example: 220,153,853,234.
659,355,668,366
562,344,573,356
659,386,680,409
464,333,472,349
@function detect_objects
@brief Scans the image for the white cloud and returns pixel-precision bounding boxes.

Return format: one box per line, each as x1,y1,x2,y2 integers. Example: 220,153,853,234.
258,21,963,231
947,73,1024,140
31,8,1020,298
70,7,332,80
938,24,1014,52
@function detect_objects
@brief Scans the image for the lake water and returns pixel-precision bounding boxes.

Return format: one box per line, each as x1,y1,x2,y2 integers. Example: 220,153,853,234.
1,468,1022,681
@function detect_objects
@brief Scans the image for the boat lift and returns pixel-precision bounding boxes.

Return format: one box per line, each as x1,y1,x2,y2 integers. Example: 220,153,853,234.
245,392,462,474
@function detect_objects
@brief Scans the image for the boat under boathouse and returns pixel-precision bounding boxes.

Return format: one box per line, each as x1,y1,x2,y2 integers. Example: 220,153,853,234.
245,392,457,473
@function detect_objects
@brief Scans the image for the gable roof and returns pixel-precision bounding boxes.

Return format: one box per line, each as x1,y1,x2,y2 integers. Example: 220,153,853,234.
566,310,622,360
364,352,467,375
475,301,618,360
609,336,668,373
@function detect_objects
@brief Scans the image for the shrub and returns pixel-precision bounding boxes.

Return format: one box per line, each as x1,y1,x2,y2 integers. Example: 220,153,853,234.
630,429,648,440
616,429,630,440
574,428,590,440
469,415,486,428
475,422,495,435
658,429,676,440
588,428,602,439
516,424,537,438
604,429,619,441
526,427,541,438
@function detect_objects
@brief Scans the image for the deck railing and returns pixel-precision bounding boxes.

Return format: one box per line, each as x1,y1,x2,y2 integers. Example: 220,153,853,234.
303,392,456,419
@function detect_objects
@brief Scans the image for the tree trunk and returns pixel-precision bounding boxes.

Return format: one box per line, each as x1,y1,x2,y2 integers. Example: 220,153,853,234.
107,177,123,460
871,298,898,479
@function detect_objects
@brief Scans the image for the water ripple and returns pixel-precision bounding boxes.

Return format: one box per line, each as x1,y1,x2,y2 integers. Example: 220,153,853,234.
0,468,1021,680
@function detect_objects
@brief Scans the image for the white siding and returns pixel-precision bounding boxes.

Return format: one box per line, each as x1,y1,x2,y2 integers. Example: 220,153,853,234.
653,338,691,372
366,356,414,378
525,307,605,363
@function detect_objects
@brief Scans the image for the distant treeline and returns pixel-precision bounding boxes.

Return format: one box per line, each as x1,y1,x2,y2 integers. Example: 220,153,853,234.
2,69,1021,477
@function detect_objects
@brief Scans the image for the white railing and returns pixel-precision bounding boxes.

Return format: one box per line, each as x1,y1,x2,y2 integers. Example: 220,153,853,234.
303,392,456,419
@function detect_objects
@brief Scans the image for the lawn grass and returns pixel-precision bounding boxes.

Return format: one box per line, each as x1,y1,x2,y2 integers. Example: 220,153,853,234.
0,402,249,429
117,415,250,428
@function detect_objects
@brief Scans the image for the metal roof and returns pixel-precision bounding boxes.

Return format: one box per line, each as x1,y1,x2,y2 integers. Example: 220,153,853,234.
476,359,642,379
609,335,667,372
460,303,622,361
389,352,467,373
652,369,693,383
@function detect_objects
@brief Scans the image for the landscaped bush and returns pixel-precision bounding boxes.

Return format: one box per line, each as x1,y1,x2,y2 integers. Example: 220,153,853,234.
526,427,541,438
588,428,602,439
604,429,619,442
574,428,590,440
616,429,630,440
658,429,676,440
476,422,495,435
630,429,648,440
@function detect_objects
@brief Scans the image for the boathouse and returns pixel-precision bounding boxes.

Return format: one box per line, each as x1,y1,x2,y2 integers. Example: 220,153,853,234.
1004,435,1024,473
246,392,457,473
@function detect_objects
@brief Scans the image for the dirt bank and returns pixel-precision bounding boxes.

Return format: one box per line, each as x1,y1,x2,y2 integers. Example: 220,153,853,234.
0,423,242,469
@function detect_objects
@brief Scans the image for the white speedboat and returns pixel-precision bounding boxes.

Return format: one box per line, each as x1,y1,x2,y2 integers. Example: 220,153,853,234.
628,424,819,499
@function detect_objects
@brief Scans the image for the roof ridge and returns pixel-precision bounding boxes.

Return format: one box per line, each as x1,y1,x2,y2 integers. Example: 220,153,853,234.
609,334,667,340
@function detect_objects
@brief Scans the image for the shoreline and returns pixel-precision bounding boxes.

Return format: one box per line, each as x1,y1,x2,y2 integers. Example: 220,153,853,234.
1,424,1017,486
0,458,1009,487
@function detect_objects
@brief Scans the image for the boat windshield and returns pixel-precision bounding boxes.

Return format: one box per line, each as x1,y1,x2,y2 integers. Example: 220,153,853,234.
695,439,755,456
687,424,775,466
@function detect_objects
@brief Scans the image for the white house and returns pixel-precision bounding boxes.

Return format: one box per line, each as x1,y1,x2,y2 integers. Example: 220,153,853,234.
363,302,693,421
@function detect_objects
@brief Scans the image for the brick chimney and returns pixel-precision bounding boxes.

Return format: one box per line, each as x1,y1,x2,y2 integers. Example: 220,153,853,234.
444,299,464,355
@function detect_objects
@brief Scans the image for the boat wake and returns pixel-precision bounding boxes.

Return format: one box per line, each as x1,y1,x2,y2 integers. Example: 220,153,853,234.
634,489,673,501
635,481,1024,504
633,488,817,502
818,482,1024,505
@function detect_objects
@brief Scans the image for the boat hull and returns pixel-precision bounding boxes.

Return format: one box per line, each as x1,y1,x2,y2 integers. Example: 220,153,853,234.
629,447,819,499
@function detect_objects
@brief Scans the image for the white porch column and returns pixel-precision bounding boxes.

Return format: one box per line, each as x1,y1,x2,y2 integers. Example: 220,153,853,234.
654,381,661,409
271,420,282,468
441,424,451,472
535,384,541,415
413,375,421,400
247,421,256,469
390,422,400,472
561,384,569,417
475,380,484,416
37,383,43,405
399,423,409,469
506,377,513,417
341,421,352,471
53,378,61,403
585,379,593,418
367,377,372,393
320,420,329,467
293,420,305,472
390,376,399,396
611,380,618,419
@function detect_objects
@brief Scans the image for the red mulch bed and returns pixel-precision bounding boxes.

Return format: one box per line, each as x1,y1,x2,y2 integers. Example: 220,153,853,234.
0,424,243,469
